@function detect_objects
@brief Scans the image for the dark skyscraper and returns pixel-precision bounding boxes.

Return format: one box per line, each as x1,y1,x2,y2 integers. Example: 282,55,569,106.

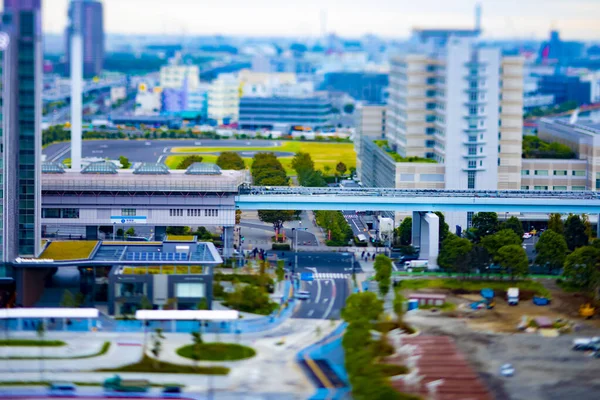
0,0,42,265
65,0,104,78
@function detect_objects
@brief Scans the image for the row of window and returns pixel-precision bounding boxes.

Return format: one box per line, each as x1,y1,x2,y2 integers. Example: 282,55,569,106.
42,208,80,219
169,208,219,217
521,170,586,176
521,186,586,191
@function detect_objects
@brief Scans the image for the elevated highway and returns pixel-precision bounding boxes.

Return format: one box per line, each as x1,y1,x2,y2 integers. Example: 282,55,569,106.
236,186,600,214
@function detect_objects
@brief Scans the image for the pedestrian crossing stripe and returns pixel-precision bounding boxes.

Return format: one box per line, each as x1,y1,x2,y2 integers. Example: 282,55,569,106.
312,273,350,280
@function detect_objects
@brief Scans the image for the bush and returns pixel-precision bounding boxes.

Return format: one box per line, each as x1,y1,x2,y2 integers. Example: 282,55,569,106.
212,283,225,299
176,343,256,361
222,284,278,315
272,243,291,251
378,363,409,376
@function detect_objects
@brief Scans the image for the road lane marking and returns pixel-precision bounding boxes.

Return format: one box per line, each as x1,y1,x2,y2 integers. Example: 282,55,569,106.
322,280,337,320
323,298,328,303
307,310,314,317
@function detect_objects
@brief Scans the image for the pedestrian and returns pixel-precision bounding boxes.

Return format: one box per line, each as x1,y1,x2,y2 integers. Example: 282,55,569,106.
361,251,365,258
372,253,376,261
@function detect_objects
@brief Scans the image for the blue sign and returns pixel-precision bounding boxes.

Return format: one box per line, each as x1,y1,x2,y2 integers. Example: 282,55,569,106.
300,272,314,281
110,216,147,225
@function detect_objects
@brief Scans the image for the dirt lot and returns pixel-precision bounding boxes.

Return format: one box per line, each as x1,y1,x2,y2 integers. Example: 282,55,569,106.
405,311,600,400
401,279,600,333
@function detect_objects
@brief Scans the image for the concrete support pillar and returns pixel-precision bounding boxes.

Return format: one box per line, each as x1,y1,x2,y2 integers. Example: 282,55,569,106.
597,214,600,239
223,226,234,258
411,211,439,269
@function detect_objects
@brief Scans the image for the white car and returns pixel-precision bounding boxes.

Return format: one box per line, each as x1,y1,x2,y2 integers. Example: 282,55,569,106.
500,363,515,377
295,290,310,300
522,233,532,239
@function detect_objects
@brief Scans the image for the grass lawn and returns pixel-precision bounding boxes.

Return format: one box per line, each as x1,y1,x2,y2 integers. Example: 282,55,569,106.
166,142,356,175
176,343,256,361
0,339,65,347
1,342,110,360
397,278,551,298
40,241,98,260
96,354,229,375
166,235,196,241
418,302,457,311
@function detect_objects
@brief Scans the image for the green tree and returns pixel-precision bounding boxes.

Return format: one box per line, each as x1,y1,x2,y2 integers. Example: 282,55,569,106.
275,259,285,282
496,244,529,279
196,298,208,310
190,331,203,370
216,152,245,170
341,292,383,325
343,103,355,114
291,152,314,174
481,229,522,260
564,246,600,297
565,214,589,250
74,292,85,307
583,214,593,239
467,245,491,273
535,230,568,273
393,291,406,325
434,211,450,246
139,295,153,310
60,290,76,307
150,328,165,369
125,227,136,237
438,235,472,274
336,162,347,175
119,156,131,169
257,210,295,241
176,155,204,170
373,255,392,298
471,212,500,242
501,216,524,238
548,213,564,234
396,217,412,246
224,284,278,315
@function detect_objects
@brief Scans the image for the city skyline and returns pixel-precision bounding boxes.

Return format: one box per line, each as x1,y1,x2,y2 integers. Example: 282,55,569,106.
5,0,600,40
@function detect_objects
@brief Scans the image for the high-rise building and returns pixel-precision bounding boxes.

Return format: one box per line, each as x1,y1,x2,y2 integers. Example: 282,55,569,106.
65,0,104,78
360,34,524,228
0,0,43,264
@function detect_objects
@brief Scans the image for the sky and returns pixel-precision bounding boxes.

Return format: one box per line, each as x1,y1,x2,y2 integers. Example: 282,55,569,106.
23,0,600,40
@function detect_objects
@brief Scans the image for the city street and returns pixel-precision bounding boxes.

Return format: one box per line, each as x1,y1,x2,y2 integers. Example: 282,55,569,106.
282,252,361,320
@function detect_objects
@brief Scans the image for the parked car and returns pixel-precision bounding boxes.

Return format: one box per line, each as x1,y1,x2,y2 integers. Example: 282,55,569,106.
500,364,515,377
573,337,600,351
49,382,76,397
162,386,182,397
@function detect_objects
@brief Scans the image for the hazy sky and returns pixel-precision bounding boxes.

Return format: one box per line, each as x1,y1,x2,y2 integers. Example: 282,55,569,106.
30,0,600,39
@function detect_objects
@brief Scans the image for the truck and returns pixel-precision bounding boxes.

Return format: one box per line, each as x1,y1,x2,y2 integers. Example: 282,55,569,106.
404,260,428,271
507,288,519,306
103,375,150,393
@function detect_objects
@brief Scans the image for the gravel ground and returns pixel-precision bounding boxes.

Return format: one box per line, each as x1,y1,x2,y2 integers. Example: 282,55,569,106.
405,311,600,400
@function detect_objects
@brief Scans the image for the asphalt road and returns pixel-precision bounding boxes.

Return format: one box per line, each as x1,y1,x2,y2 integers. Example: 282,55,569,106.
342,211,368,237
43,139,281,163
278,252,361,320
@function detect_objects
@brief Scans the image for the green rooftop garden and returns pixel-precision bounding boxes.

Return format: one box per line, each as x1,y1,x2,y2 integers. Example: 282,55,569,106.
523,136,576,159
40,241,98,260
121,266,204,275
373,140,437,163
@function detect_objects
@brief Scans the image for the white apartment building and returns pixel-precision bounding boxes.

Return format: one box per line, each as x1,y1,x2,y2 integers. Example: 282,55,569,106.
355,104,386,180
134,85,162,115
159,65,201,90
208,74,240,124
360,34,524,229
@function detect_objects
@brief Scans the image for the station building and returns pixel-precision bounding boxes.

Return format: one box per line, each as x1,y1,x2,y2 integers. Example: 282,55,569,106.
15,239,221,313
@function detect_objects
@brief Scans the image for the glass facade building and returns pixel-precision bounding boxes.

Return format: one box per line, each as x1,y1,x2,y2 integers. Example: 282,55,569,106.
238,96,332,131
0,0,42,263
65,0,104,78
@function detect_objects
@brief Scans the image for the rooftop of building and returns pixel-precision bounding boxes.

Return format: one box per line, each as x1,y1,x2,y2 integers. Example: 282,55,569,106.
41,163,248,192
25,240,222,267
373,139,437,164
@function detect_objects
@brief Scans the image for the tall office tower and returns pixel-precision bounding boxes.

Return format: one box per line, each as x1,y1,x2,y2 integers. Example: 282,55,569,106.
0,0,43,263
65,0,104,78
381,33,524,228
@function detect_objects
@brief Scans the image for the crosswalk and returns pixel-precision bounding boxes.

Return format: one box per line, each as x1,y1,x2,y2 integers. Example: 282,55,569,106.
313,273,351,280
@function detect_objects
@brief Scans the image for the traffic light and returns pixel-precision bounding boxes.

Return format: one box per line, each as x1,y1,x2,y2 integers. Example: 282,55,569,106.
241,236,245,243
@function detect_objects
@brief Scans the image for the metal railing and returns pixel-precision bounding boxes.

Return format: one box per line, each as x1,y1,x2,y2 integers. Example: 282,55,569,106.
239,185,600,200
